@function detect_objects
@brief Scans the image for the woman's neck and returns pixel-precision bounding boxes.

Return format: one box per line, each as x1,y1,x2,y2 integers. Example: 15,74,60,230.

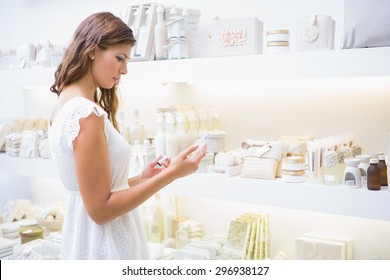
62,73,97,102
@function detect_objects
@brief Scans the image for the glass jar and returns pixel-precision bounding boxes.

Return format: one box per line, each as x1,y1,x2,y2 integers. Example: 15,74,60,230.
378,155,388,186
19,225,44,244
367,158,381,191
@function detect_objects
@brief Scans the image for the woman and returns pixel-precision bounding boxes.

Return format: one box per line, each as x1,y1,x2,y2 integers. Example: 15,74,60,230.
48,12,206,259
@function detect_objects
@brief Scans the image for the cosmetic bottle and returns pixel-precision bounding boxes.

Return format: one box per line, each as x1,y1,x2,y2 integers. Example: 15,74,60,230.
154,4,168,60
154,113,166,157
175,113,189,152
323,151,339,185
306,141,319,184
130,109,144,145
198,109,207,132
367,158,381,191
150,194,165,243
165,113,179,158
378,155,388,186
187,111,198,144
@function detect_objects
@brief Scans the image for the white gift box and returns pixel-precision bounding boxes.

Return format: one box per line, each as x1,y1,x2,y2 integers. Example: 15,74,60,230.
296,15,335,52
211,17,263,57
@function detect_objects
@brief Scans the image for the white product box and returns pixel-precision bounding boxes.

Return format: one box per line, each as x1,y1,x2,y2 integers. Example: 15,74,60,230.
211,17,263,57
295,236,346,260
302,233,353,260
296,15,335,52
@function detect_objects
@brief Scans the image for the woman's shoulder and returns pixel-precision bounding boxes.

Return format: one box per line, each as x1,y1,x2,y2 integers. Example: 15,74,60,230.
52,96,106,125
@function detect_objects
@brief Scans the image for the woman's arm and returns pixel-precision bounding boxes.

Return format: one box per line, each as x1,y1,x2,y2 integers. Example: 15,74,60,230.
73,113,205,225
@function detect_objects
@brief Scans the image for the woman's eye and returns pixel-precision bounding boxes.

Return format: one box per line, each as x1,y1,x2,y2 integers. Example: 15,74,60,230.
116,56,124,62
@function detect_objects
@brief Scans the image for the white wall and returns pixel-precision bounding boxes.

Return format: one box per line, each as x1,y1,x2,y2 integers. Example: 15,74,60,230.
1,0,390,260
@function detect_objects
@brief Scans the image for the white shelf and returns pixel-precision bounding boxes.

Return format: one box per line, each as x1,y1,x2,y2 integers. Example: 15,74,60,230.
164,173,390,221
0,154,59,179
1,154,389,221
1,48,390,88
0,67,55,88
123,47,390,83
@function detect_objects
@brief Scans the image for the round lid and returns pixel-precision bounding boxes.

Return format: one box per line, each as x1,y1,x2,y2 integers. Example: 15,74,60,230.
199,131,226,138
283,156,305,164
378,155,385,160
370,158,379,164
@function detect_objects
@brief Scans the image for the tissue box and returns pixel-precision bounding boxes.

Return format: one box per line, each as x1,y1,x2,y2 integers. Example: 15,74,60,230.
296,15,335,52
211,17,263,56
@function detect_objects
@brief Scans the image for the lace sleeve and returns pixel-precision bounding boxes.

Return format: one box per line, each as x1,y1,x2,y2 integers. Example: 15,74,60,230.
65,102,108,148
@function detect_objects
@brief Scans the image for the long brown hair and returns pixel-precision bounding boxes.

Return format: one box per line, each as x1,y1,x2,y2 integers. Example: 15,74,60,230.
50,12,136,130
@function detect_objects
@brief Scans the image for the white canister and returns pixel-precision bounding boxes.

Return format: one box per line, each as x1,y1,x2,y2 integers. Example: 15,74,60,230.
267,29,289,42
266,41,289,54
199,131,226,153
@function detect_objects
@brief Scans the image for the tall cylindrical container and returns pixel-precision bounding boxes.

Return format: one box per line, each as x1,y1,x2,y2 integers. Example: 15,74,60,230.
367,158,381,191
154,4,168,60
378,155,388,187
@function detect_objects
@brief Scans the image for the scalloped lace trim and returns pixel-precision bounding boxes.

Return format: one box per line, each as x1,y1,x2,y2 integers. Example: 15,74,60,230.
66,103,107,148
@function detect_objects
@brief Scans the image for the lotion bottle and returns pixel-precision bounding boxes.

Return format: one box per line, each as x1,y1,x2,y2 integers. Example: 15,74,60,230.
154,113,166,157
154,4,168,60
130,109,144,145
198,109,207,133
187,111,198,144
165,113,179,158
175,113,189,152
150,193,165,243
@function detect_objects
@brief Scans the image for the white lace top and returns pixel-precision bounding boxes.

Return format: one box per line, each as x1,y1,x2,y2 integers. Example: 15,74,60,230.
48,96,150,260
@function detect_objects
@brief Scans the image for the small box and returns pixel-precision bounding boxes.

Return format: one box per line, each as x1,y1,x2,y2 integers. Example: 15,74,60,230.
211,17,263,57
296,15,335,52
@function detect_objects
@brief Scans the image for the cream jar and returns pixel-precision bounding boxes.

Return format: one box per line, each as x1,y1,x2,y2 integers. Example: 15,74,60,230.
267,29,289,42
19,225,44,244
199,131,226,153
282,156,306,183
267,41,289,54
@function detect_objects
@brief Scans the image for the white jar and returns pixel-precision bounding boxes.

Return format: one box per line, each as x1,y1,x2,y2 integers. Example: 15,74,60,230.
199,131,226,153
267,29,289,42
267,41,289,54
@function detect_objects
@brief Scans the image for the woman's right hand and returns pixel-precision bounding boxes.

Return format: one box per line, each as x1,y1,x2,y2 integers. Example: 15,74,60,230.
167,144,207,179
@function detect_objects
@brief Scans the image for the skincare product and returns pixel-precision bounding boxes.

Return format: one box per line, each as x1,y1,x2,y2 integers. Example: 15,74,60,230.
367,159,381,191
378,155,388,186
323,151,339,185
154,113,166,157
154,4,168,60
150,194,165,243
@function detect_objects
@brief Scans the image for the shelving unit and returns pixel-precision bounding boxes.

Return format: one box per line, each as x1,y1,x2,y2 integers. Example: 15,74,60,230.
1,47,390,87
1,153,389,221
1,47,390,223
123,47,390,83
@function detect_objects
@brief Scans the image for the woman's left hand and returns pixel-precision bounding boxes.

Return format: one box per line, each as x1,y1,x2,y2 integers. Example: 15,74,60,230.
139,155,171,181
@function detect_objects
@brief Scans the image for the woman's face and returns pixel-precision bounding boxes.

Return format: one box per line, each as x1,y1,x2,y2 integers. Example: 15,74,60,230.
91,44,132,89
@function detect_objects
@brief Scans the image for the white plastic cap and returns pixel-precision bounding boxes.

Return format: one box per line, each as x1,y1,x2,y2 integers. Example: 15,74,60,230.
370,158,379,164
